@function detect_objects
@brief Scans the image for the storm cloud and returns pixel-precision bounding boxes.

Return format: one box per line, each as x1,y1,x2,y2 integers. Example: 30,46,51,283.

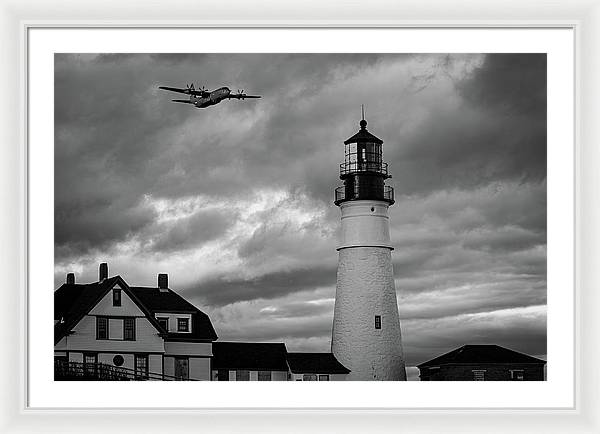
55,53,547,373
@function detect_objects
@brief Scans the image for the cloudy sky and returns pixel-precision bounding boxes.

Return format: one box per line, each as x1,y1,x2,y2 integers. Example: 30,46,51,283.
54,53,547,379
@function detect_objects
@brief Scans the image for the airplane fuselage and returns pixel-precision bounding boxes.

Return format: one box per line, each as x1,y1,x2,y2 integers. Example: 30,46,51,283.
191,87,231,108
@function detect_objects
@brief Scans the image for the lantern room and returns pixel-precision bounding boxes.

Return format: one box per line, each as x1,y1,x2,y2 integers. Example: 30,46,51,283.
335,118,394,205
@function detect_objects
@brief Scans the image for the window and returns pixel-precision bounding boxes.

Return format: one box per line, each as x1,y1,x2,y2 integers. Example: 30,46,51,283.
217,369,229,381
375,315,381,329
236,370,249,381
112,288,121,306
96,317,108,339
303,374,317,381
258,371,272,381
157,317,169,332
472,370,486,381
84,353,97,377
510,370,524,381
177,317,189,332
124,317,136,341
135,355,148,380
318,374,330,381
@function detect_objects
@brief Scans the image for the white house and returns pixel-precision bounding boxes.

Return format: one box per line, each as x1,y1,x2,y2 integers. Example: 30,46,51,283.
54,263,350,381
54,263,217,380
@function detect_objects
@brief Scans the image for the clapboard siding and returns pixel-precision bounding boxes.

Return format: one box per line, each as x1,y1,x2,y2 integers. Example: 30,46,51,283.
164,341,212,356
190,358,211,380
89,286,145,316
64,315,164,353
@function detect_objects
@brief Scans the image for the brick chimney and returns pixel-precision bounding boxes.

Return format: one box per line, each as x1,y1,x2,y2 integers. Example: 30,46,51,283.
66,273,75,285
158,273,168,292
99,263,108,281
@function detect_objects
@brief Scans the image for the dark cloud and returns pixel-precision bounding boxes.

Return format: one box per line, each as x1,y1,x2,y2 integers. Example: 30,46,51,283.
387,54,546,196
459,53,547,115
54,53,547,366
54,195,155,253
403,306,546,366
150,209,235,252
188,265,337,306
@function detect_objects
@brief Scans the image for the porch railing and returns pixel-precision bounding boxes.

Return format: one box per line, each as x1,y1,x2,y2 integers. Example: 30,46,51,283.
54,360,199,381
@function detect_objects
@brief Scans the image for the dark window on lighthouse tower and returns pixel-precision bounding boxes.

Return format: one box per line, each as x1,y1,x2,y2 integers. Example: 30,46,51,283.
375,315,382,329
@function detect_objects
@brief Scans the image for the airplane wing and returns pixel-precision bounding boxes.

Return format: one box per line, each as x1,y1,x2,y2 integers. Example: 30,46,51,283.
171,99,194,104
227,93,261,100
159,86,210,97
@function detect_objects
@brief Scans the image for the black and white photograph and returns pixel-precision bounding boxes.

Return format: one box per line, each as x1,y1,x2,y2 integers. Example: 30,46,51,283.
53,53,547,382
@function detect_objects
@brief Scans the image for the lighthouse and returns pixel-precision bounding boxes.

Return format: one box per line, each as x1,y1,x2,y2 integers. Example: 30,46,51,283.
331,113,407,381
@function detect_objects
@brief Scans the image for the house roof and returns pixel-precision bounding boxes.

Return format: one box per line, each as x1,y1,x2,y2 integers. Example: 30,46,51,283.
286,352,350,374
129,286,198,312
54,276,217,344
129,287,218,341
212,342,289,371
417,344,547,368
54,276,122,344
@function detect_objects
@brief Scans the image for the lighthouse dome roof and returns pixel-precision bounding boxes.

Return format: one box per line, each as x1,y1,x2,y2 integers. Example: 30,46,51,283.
343,119,383,145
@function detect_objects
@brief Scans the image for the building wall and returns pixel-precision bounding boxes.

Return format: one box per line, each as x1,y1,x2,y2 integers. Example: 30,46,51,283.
189,358,211,380
88,284,144,316
211,370,289,381
149,354,162,377
337,201,393,249
164,356,175,378
290,373,348,381
164,341,212,356
272,371,288,381
419,363,546,381
69,352,83,363
97,352,135,371
61,314,165,353
332,200,406,381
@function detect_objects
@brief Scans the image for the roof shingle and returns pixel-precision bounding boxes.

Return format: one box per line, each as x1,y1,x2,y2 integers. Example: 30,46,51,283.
417,344,547,368
287,352,350,374
212,342,289,371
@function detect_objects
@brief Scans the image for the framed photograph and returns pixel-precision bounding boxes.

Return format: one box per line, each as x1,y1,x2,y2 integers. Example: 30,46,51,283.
1,0,598,433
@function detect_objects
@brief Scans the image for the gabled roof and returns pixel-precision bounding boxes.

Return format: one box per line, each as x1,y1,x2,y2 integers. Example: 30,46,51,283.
130,286,198,312
54,276,126,344
129,287,218,341
417,344,547,368
212,342,289,371
54,276,217,344
287,352,350,374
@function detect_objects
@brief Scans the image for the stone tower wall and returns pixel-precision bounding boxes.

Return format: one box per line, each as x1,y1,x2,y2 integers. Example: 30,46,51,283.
331,200,407,381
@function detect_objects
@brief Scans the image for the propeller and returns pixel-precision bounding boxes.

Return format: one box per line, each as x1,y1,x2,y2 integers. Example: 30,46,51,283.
186,83,195,93
237,89,245,100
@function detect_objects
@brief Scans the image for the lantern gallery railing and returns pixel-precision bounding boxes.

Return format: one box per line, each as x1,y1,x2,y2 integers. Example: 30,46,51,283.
339,161,388,177
334,185,394,205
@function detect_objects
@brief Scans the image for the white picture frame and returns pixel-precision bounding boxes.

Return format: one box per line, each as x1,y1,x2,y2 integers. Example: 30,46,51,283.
2,0,598,432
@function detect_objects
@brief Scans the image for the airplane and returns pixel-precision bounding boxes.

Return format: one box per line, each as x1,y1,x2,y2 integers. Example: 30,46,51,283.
158,83,261,109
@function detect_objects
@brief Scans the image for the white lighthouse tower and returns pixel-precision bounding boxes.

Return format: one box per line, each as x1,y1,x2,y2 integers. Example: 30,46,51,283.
331,114,407,381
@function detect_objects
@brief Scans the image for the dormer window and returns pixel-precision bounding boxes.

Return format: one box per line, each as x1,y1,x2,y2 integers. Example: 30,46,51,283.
113,288,121,306
157,317,169,332
177,318,189,332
